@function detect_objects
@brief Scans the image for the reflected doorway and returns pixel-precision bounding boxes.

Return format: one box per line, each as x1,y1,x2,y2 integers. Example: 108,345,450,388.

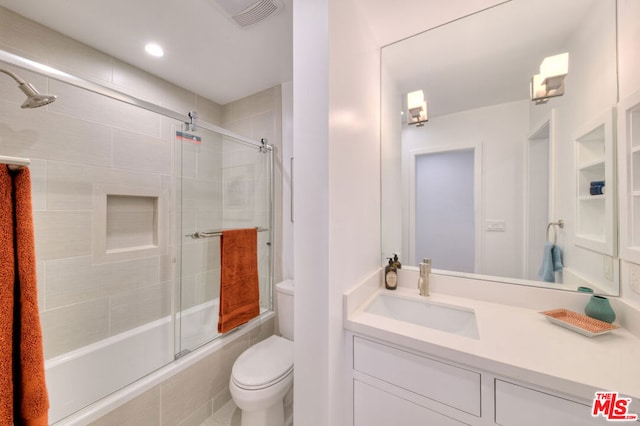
526,118,553,280
413,148,477,271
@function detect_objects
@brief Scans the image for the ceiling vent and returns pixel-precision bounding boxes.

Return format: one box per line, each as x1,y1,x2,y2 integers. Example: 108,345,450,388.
216,0,284,27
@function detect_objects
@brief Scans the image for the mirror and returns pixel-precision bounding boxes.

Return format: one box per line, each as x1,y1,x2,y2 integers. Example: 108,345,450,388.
381,0,620,295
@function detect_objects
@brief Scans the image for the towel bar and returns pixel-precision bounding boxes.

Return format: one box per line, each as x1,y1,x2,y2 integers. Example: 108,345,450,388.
186,227,269,239
546,220,564,245
0,155,30,171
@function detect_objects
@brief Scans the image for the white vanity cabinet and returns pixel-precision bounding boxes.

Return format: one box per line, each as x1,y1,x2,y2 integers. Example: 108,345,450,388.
354,381,468,426
350,335,616,426
352,336,479,426
494,380,613,426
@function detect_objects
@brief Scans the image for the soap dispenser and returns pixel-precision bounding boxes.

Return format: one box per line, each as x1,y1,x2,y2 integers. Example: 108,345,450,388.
385,257,398,290
391,253,402,269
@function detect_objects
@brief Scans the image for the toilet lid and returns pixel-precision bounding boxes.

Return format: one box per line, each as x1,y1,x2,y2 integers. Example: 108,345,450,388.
232,335,293,389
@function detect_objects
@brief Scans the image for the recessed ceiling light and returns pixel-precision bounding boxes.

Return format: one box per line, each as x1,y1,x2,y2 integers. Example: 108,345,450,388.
145,43,164,58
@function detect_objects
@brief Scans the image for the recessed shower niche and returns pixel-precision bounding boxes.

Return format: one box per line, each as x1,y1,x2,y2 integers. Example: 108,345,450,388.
93,184,167,264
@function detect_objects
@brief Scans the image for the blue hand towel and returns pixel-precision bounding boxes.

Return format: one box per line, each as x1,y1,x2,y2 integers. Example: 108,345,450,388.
551,244,563,272
538,242,555,283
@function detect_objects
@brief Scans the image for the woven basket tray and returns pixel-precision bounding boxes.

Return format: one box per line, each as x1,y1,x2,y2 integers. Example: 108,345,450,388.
540,308,619,337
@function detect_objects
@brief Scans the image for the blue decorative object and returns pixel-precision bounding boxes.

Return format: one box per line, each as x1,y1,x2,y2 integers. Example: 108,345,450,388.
584,295,616,324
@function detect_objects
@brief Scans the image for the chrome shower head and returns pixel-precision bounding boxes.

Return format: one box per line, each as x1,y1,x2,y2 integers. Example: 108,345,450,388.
17,81,57,108
0,68,57,109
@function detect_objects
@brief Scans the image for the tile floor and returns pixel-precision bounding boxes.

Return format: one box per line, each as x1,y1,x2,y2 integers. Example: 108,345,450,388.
199,399,293,426
199,400,241,426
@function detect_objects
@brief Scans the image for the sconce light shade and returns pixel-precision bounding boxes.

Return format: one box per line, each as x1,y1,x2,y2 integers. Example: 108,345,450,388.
531,52,569,104
540,52,569,88
407,90,428,126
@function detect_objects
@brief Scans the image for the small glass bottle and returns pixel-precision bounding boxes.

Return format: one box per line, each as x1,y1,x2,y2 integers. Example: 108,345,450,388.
385,257,398,290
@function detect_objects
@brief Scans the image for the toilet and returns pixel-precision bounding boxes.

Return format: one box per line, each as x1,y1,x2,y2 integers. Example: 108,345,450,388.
230,280,294,426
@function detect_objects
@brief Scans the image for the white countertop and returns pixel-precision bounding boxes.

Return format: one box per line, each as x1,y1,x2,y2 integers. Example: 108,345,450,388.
344,270,640,403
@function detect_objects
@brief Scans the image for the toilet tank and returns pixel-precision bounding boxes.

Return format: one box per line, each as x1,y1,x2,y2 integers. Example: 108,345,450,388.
276,280,294,340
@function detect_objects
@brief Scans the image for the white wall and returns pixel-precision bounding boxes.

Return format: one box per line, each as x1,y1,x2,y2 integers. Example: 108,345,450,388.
293,0,380,424
292,0,330,424
327,0,382,421
281,81,294,280
618,0,640,307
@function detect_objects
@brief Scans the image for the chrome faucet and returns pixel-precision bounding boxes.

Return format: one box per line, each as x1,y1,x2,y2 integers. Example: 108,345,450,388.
418,258,431,296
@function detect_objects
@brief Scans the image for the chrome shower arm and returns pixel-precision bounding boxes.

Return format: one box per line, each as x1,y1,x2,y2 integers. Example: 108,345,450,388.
0,68,26,85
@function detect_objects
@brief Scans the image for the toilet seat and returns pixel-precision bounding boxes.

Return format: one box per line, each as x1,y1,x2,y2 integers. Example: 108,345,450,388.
232,335,293,390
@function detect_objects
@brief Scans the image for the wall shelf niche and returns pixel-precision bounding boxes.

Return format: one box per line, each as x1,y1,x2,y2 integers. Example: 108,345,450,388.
92,184,168,264
618,90,640,264
574,108,616,256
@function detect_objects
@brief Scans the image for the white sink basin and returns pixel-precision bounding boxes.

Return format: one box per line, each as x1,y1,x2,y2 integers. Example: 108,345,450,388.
364,292,479,339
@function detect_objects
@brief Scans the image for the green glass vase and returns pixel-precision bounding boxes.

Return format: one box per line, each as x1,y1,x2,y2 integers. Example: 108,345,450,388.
584,295,616,324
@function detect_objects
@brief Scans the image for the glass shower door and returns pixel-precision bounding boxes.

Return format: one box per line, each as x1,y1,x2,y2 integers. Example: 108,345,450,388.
176,125,272,355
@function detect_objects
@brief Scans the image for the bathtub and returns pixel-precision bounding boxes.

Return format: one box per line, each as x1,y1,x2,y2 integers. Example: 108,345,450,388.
46,299,221,424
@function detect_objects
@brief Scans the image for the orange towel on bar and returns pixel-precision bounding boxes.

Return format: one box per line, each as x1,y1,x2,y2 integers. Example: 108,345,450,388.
0,166,49,426
218,228,260,333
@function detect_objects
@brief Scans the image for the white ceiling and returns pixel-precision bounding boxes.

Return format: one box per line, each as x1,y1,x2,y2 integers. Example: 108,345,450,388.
0,0,293,105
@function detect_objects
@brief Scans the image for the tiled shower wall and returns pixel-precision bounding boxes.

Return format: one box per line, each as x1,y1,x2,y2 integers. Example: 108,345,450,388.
0,5,225,359
0,6,279,424
223,86,284,282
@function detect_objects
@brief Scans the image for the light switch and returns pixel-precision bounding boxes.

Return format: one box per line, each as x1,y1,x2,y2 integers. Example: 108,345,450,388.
486,219,506,232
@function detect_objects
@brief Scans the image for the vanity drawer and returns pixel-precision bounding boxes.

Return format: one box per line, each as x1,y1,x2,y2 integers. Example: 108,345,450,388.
354,380,468,426
353,337,481,416
495,380,613,426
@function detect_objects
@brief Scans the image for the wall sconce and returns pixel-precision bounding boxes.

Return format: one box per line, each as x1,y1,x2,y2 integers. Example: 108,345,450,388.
407,90,428,126
530,52,569,105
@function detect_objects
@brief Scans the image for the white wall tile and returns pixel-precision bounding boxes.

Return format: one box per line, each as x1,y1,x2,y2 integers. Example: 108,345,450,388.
223,87,276,124
112,128,172,174
196,148,223,182
0,101,112,167
36,260,46,309
33,211,92,260
196,208,222,232
251,110,275,142
196,96,223,126
28,159,47,210
41,298,110,358
110,281,172,335
112,59,197,114
46,162,162,210
45,255,161,309
0,7,58,64
44,35,113,84
222,116,251,139
48,80,162,138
